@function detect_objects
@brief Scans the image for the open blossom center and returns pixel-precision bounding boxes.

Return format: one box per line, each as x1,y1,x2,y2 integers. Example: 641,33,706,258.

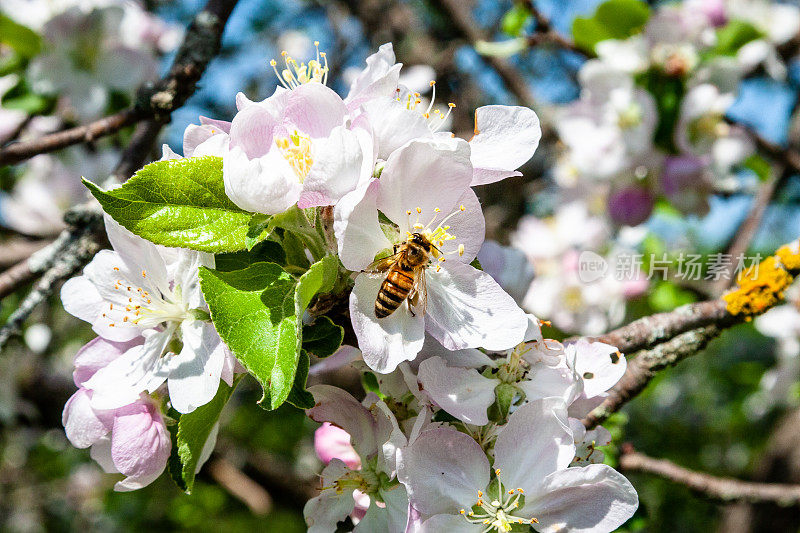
404,204,467,272
103,268,190,329
269,41,328,89
276,130,314,182
396,80,456,132
460,472,537,532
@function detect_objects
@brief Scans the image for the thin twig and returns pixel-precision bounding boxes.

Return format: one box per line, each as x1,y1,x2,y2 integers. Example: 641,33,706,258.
0,0,239,167
582,326,721,429
0,239,51,269
208,457,273,515
620,446,800,506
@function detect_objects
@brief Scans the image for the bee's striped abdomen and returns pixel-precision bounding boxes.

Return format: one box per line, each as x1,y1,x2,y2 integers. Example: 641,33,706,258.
375,266,415,318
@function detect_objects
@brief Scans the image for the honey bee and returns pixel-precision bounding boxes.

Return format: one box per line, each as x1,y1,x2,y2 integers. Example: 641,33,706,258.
365,232,436,318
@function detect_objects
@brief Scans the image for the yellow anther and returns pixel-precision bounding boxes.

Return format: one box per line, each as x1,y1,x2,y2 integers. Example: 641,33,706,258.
495,469,501,475
459,204,466,211
449,102,456,108
314,40,319,46
269,59,277,66
434,207,441,212
458,244,465,256
429,80,436,86
416,207,422,214
281,50,288,57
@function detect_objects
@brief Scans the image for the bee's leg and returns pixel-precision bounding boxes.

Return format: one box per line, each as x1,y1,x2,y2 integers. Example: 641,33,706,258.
408,289,418,317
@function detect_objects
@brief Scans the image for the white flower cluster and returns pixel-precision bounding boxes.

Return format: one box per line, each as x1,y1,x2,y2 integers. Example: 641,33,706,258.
58,42,639,531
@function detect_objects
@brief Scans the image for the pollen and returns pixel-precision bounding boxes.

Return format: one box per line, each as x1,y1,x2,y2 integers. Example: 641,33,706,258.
275,130,314,182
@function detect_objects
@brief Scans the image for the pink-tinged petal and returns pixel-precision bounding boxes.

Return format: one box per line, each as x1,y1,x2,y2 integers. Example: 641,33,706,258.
308,385,381,458
424,261,527,351
299,126,365,208
304,459,358,533
73,336,144,386
159,144,181,160
567,339,626,398
90,435,117,473
418,514,481,533
377,138,473,227
183,124,220,157
351,115,377,189
436,188,484,264
110,400,170,491
345,43,402,110
199,116,231,134
61,275,103,324
516,365,575,403
362,98,432,160
284,83,347,139
314,422,361,469
350,274,425,373
222,146,301,214
309,345,363,376
397,427,488,516
167,321,226,414
494,398,575,495
469,105,541,186
235,91,254,110
334,180,392,271
524,464,638,532
417,356,495,425
62,389,113,448
229,104,279,158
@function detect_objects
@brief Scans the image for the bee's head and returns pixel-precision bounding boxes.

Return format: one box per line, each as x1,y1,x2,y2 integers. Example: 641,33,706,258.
409,232,432,250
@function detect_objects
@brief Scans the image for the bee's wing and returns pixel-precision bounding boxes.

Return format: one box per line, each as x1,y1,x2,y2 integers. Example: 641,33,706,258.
363,251,402,274
414,265,428,316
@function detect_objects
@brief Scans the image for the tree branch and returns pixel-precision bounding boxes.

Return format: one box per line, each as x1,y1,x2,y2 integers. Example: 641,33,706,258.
0,0,239,167
620,446,800,506
582,326,721,429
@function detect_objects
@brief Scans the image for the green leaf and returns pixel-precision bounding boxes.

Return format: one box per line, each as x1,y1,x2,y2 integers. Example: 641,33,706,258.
302,316,344,357
84,156,252,253
362,372,384,399
174,378,239,493
295,254,339,313
214,240,286,272
470,257,483,271
713,20,763,56
199,262,299,410
502,4,530,37
0,14,41,58
572,0,650,53
246,214,272,250
286,350,315,409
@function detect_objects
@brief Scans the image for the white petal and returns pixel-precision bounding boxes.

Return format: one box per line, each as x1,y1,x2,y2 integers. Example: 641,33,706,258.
362,97,432,160
397,427,488,516
566,340,626,398
304,460,358,533
334,180,392,271
436,188,485,264
417,356,495,425
469,105,541,186
418,514,482,533
517,365,575,403
377,138,473,227
525,464,638,533
90,435,118,473
354,484,410,533
424,261,527,351
103,216,170,293
299,126,365,208
345,43,402,110
167,321,226,414
222,146,301,214
61,276,103,323
493,398,575,495
350,274,425,373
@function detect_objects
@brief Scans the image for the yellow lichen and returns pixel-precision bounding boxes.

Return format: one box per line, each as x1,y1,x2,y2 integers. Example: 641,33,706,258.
776,240,800,272
723,256,794,316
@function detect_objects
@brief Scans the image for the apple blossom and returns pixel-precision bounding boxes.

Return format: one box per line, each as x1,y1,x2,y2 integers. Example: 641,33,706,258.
335,138,528,373
398,399,638,532
61,217,234,413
